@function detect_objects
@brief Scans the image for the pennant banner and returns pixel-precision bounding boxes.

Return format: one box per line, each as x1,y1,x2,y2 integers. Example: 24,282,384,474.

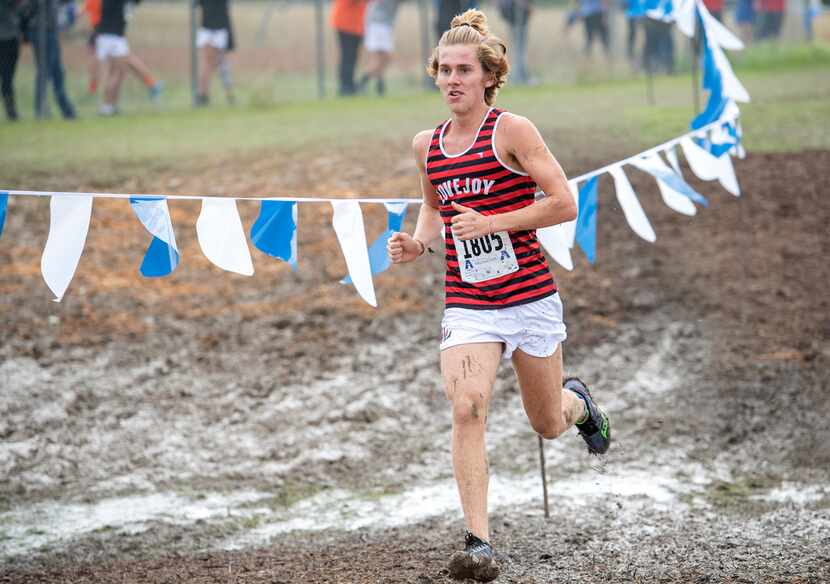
610,166,657,243
631,154,705,215
574,176,599,264
129,197,180,277
680,137,740,196
41,195,93,302
0,109,746,305
196,197,254,276
343,202,408,284
250,200,298,270
537,223,574,271
331,201,377,308
0,192,7,238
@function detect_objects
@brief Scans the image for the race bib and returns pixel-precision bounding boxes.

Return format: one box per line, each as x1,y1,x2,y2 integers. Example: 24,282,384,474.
453,231,519,283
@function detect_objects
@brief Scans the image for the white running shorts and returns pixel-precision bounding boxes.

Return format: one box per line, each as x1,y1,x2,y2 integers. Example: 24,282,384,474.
197,27,229,50
440,293,567,361
364,22,394,53
95,34,129,61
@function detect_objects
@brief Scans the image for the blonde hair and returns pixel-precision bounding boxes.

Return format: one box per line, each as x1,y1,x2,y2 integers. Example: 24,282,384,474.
427,9,509,106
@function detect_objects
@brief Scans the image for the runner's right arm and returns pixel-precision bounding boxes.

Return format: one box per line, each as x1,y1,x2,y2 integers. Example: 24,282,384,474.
388,130,444,264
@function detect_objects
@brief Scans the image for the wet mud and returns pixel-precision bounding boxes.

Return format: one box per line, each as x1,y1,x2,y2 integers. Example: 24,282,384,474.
1,150,829,583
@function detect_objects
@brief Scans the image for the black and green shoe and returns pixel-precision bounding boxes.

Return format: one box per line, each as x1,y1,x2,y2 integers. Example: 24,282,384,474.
448,531,500,582
565,377,611,455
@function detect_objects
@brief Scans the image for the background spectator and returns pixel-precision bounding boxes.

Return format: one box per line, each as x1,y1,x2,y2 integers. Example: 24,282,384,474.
498,0,533,85
84,0,161,102
643,17,674,74
358,0,398,96
331,0,366,96
0,0,21,120
435,0,477,41
576,0,610,56
23,0,77,119
757,0,786,40
735,0,756,43
702,0,724,21
196,0,233,106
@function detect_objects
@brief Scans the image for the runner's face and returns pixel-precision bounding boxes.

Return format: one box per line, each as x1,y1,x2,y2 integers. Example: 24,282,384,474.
436,45,492,113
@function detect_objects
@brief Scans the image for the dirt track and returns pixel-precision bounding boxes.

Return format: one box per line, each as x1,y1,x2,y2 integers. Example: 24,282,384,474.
1,149,829,583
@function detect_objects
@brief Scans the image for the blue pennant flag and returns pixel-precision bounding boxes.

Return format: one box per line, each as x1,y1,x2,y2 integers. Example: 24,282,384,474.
626,0,672,19
575,176,599,264
701,121,740,158
640,159,710,207
0,192,8,239
129,196,180,278
342,202,408,285
691,11,728,130
250,200,298,270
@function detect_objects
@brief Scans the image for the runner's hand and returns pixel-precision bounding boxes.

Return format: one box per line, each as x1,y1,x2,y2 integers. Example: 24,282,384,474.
451,203,492,241
387,232,422,264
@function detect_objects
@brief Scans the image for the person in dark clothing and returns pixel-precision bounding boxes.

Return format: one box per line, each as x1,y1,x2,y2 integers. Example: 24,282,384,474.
23,0,77,119
0,0,21,120
196,0,233,105
643,17,674,74
435,0,477,42
498,0,533,85
330,0,366,96
580,0,610,56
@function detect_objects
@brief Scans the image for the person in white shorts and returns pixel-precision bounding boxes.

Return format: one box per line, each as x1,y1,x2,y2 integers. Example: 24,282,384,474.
95,0,135,115
388,9,611,582
196,0,233,106
357,0,398,96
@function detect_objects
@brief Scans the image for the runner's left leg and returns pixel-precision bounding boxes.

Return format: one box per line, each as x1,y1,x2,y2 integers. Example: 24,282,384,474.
512,345,585,439
513,345,611,454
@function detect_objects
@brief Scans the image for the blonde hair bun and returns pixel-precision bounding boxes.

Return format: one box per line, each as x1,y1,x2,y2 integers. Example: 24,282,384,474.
450,9,489,37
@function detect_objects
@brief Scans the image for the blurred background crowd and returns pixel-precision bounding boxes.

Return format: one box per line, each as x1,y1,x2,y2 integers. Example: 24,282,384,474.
0,0,827,121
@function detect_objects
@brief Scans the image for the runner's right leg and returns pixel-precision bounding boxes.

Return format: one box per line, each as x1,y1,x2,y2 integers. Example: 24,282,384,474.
441,342,502,581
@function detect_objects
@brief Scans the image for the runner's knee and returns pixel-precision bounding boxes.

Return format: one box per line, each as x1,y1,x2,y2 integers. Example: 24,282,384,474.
450,388,488,426
531,416,565,440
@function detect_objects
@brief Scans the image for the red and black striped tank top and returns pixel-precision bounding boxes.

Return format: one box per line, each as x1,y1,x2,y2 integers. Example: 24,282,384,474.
426,107,557,310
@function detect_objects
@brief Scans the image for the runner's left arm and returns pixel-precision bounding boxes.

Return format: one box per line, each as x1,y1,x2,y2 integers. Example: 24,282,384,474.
450,114,576,241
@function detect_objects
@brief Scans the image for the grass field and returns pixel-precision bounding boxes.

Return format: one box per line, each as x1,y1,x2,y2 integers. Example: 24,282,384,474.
2,43,829,189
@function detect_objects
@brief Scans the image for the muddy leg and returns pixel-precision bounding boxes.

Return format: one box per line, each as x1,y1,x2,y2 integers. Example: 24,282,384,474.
512,345,585,439
441,342,502,541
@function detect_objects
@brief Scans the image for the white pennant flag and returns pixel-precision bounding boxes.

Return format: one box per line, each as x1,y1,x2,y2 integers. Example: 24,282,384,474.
537,224,574,271
710,42,751,103
631,154,697,216
331,201,377,307
680,137,741,196
41,195,94,302
609,166,656,242
673,0,697,37
196,198,254,276
700,4,744,50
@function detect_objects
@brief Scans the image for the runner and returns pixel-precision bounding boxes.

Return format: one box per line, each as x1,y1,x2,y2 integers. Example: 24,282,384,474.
95,0,137,115
196,0,233,106
387,9,610,581
84,0,162,103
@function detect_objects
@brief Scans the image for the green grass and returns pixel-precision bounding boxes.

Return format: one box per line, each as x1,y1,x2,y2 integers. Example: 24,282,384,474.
2,48,828,188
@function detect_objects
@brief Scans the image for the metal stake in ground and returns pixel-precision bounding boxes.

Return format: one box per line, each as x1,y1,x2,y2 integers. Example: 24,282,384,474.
538,435,549,519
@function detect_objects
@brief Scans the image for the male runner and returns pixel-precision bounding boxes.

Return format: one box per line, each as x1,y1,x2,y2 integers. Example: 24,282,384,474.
387,9,610,582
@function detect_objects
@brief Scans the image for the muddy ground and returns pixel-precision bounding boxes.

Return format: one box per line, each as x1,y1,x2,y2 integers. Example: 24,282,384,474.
1,148,829,583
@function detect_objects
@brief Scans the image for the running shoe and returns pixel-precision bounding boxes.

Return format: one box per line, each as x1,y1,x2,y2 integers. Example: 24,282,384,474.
148,81,164,103
447,531,500,582
564,377,611,455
